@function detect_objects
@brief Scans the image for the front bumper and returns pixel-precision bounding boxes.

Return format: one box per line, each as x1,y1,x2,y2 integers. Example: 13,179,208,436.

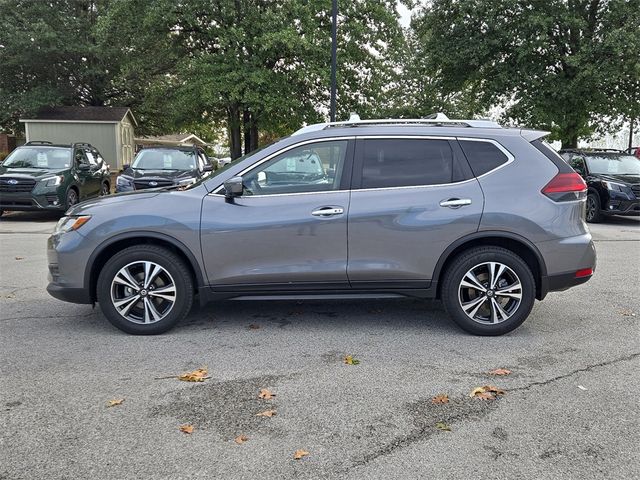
0,191,65,211
47,230,93,304
603,199,640,216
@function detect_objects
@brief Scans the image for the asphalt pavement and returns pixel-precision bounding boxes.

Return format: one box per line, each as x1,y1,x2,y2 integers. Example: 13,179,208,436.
1,211,638,480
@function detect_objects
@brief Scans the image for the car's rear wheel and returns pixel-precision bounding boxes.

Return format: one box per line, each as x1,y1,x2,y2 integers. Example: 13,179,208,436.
96,245,194,334
101,182,110,196
66,188,79,209
441,246,535,336
585,192,602,223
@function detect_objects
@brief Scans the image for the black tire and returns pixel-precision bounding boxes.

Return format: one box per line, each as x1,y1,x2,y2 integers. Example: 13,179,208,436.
101,182,110,196
66,188,79,210
0,209,4,217
585,192,602,223
441,246,536,336
96,245,194,335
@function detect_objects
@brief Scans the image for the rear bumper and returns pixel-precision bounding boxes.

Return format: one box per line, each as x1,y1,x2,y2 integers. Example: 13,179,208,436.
540,271,593,298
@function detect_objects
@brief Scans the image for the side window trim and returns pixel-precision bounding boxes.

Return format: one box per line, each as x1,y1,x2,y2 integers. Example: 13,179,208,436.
211,137,356,196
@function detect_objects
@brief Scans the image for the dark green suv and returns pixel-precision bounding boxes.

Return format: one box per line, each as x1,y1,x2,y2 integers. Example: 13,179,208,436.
0,141,111,217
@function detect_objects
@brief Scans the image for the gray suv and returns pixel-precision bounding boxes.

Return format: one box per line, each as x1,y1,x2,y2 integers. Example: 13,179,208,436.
47,116,596,335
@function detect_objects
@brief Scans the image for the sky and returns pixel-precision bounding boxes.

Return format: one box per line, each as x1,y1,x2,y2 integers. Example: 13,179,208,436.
397,2,414,28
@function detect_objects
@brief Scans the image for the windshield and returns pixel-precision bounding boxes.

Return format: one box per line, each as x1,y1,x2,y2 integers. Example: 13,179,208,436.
132,149,197,171
2,147,71,169
585,154,640,175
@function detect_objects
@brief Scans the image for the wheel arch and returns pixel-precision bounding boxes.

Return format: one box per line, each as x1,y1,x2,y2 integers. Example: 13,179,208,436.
433,231,547,300
86,232,205,303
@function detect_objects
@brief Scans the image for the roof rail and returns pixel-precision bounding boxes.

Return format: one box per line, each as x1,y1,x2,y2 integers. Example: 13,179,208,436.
24,140,53,146
292,113,502,136
72,142,93,148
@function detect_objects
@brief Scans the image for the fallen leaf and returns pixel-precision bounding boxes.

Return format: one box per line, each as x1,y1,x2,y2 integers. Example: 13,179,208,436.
258,388,275,400
470,387,486,397
475,392,495,401
14,257,24,260
618,308,636,317
488,368,512,376
485,385,506,395
432,394,449,404
470,385,505,400
235,435,249,444
179,424,194,434
294,449,310,460
344,355,360,365
107,398,124,408
178,367,210,382
435,422,451,431
248,324,261,330
578,385,587,391
256,409,277,417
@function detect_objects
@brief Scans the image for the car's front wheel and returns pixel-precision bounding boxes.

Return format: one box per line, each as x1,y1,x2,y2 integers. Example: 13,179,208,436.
585,192,602,223
441,246,536,336
96,245,194,334
101,182,110,196
66,188,79,209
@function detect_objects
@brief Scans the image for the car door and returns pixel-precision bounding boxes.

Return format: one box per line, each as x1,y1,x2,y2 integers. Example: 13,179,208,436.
72,149,95,200
200,138,354,288
347,136,484,288
84,148,104,196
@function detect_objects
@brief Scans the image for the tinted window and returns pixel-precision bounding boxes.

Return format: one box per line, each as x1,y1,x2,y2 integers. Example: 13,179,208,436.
242,140,347,195
361,139,454,188
459,140,508,177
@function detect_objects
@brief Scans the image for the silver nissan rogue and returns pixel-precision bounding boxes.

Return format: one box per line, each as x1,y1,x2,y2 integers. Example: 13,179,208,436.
47,115,596,335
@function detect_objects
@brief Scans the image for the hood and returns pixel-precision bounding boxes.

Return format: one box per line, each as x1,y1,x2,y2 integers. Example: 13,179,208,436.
67,190,161,215
0,165,70,178
593,173,640,185
123,167,198,181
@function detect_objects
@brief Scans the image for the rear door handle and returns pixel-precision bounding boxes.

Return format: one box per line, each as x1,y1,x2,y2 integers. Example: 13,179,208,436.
312,206,344,217
439,198,472,209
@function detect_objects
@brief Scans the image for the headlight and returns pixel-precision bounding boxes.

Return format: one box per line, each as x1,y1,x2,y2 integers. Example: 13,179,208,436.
117,175,133,186
54,215,91,235
602,181,629,193
42,175,64,187
177,177,196,186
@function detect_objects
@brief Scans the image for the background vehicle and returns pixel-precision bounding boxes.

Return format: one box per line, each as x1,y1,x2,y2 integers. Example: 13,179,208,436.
560,149,640,222
627,146,640,159
0,141,110,217
48,116,595,336
116,145,213,192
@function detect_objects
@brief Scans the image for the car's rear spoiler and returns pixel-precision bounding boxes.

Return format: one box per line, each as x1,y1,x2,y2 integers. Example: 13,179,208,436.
520,129,550,142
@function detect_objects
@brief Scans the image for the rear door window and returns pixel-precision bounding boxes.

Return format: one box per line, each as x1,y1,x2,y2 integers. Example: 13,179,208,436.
359,138,457,189
459,140,509,177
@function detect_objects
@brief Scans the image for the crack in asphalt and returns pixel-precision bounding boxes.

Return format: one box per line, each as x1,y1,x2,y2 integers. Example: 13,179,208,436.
342,352,640,473
508,352,640,392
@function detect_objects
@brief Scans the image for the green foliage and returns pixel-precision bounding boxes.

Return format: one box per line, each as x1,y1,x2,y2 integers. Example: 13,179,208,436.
412,0,640,147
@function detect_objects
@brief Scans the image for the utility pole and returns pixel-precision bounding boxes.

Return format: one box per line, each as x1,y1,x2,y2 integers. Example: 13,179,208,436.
330,0,338,122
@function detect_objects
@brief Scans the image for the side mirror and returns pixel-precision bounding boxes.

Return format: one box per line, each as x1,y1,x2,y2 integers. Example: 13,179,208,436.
203,164,213,172
78,163,90,171
122,164,130,171
224,176,243,199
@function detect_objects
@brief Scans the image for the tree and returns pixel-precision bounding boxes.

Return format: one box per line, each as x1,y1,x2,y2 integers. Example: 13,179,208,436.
412,0,640,148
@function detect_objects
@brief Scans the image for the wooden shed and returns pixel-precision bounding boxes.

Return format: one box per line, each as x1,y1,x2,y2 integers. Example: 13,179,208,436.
20,106,137,169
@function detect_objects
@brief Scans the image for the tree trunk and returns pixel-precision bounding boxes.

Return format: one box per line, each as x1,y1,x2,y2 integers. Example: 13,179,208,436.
228,105,242,159
242,109,259,154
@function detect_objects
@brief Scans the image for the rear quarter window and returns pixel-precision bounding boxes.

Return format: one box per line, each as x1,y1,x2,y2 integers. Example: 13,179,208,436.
458,140,509,177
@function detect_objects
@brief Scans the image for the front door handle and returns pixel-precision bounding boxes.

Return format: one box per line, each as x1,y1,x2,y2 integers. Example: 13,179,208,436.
312,206,344,217
439,198,472,209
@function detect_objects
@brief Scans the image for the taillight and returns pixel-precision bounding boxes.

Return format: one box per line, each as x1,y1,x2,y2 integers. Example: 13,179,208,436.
542,173,587,202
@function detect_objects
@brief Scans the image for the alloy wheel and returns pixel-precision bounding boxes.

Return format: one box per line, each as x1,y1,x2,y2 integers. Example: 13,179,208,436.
586,196,597,222
110,261,177,324
458,262,523,324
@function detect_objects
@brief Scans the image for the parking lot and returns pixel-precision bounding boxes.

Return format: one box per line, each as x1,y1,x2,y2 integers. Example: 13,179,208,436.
1,211,638,479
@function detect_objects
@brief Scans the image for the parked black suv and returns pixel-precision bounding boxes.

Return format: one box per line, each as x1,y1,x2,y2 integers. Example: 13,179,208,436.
116,145,213,192
0,141,111,217
560,149,640,222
